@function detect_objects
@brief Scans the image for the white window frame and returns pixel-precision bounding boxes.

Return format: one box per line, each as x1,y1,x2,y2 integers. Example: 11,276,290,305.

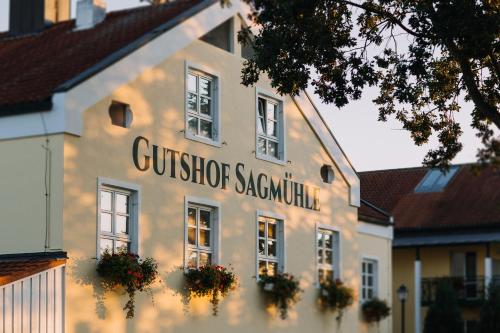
255,88,286,165
361,256,379,302
315,223,341,286
185,61,221,147
256,210,285,280
96,177,141,259
184,196,221,269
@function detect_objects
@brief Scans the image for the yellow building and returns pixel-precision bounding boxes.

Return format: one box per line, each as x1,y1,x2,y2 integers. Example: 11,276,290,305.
360,165,500,333
0,0,393,332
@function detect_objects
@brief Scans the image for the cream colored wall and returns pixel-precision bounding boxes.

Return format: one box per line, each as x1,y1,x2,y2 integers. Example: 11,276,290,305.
393,245,492,333
0,134,64,254
60,19,377,333
358,233,393,333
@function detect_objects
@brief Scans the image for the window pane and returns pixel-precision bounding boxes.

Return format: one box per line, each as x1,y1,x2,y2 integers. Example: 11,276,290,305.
115,240,129,252
258,116,265,134
199,252,211,266
268,141,279,158
257,138,266,155
188,74,197,92
199,229,210,247
325,269,333,282
317,233,323,247
200,96,211,116
258,261,267,277
188,208,196,226
267,120,277,137
267,262,277,276
187,93,198,113
319,269,324,283
200,119,213,139
100,238,113,254
188,227,196,245
324,233,332,248
368,276,373,286
187,250,197,268
116,215,128,234
100,212,112,232
317,249,323,263
268,223,276,239
199,77,211,97
188,116,198,135
268,240,277,257
259,239,266,255
100,191,112,211
259,221,265,237
115,194,129,214
267,102,277,121
368,263,373,274
325,250,333,264
200,210,211,228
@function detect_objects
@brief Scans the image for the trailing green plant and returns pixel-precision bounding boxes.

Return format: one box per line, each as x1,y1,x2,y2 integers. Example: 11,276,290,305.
97,249,159,319
424,281,464,333
257,272,302,319
361,298,391,325
184,264,237,316
318,279,355,323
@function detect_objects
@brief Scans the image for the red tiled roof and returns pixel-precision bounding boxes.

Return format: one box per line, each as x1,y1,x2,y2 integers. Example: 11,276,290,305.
0,0,204,112
0,252,67,286
358,200,392,225
359,165,500,231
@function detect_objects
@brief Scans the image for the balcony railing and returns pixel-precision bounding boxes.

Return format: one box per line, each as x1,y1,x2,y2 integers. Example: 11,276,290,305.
421,276,500,306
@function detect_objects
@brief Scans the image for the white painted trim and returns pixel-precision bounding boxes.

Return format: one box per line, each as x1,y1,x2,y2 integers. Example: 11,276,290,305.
292,92,360,207
357,221,393,240
255,87,287,165
315,223,342,286
255,210,286,280
97,177,141,259
184,60,222,147
360,255,380,301
414,260,422,333
183,196,222,268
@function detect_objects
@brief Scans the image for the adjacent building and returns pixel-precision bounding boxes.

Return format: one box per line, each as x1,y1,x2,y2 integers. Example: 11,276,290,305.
360,165,500,333
0,0,393,332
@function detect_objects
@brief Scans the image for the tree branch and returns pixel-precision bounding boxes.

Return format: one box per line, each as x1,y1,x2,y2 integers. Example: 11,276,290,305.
447,43,500,129
340,0,425,38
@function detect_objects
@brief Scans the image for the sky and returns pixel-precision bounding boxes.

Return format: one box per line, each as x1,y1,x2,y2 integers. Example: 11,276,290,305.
0,0,482,171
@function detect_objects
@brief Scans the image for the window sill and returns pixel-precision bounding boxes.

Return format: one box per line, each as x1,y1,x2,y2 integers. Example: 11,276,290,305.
185,133,222,148
256,153,287,166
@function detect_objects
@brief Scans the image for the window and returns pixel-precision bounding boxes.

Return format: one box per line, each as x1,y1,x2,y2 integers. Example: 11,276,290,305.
317,228,340,283
257,215,284,278
186,68,220,145
361,258,378,301
256,93,285,162
414,166,459,193
98,181,139,256
109,101,133,128
184,198,220,269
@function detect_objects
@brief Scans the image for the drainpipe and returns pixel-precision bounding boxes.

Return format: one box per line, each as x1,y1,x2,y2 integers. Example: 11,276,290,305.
485,243,492,297
414,247,422,333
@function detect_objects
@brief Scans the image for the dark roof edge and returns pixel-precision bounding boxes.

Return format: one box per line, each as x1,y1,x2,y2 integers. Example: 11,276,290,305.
361,199,392,218
0,251,68,261
359,162,475,175
395,223,500,234
54,0,218,93
0,98,52,117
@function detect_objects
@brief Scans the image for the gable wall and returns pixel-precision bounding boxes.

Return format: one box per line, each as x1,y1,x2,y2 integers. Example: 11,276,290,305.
62,19,363,332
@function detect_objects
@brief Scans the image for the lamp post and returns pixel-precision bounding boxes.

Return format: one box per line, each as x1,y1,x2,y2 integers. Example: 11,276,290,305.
397,284,409,333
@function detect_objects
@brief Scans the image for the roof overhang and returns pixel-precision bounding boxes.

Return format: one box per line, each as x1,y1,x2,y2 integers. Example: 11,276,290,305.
394,231,500,248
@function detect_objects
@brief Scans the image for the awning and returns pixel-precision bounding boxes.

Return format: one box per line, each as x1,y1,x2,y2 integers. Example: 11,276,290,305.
394,232,500,248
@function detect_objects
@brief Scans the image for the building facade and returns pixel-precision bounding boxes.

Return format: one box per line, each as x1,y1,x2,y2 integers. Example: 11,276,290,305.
360,165,500,333
0,1,393,332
